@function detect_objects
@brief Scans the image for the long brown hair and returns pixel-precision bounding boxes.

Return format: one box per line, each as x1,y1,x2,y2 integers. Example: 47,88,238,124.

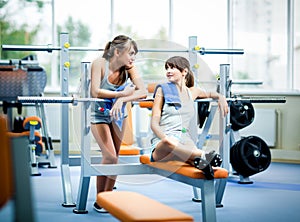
102,35,138,85
165,56,195,87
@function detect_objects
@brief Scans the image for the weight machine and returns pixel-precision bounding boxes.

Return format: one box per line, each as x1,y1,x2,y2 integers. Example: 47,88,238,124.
0,57,57,173
192,63,286,205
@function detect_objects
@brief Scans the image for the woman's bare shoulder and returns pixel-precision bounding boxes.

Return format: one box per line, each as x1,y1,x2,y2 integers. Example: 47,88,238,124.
189,86,205,99
92,57,106,66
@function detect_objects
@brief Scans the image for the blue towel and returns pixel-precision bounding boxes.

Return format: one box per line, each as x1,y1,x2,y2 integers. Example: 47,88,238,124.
112,83,129,130
153,82,181,110
98,83,130,130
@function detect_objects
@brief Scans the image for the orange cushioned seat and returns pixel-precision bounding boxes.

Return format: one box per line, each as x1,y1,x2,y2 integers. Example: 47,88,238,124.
97,191,194,222
119,145,140,155
140,155,228,179
139,100,154,109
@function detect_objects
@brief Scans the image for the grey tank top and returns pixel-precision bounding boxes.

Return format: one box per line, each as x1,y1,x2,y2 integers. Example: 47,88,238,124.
90,61,128,123
151,87,197,145
101,62,128,90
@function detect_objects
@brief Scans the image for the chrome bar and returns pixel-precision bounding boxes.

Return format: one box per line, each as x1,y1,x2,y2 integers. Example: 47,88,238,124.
1,44,60,52
17,96,105,104
0,59,39,66
2,44,244,55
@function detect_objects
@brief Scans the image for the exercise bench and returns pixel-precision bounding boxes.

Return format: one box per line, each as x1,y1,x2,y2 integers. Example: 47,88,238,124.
97,191,194,222
139,155,229,222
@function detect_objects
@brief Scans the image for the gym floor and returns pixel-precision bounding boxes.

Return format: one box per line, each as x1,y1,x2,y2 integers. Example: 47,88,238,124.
1,156,300,222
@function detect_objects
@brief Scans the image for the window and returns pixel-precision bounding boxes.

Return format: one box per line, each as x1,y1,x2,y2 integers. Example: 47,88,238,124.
172,0,227,90
2,0,298,92
295,0,300,90
54,0,111,91
231,0,290,91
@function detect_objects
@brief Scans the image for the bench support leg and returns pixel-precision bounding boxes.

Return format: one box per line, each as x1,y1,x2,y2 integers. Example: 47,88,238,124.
201,180,217,222
215,178,227,207
61,164,76,207
73,176,90,214
192,187,201,202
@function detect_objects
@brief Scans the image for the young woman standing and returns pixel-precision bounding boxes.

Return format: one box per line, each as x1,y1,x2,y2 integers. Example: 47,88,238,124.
90,35,147,212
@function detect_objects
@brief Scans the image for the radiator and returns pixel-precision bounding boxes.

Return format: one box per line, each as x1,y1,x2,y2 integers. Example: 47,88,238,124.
239,108,277,147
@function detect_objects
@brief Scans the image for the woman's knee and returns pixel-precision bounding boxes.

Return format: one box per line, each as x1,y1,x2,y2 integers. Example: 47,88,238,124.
161,136,178,147
102,154,118,164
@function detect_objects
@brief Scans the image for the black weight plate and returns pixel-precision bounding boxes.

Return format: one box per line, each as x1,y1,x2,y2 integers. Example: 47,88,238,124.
234,137,258,177
230,139,246,173
240,136,271,176
230,136,271,177
230,101,255,131
198,101,210,128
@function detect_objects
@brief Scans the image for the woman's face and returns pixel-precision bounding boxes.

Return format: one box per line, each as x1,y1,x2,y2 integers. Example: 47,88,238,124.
119,45,136,68
165,64,185,83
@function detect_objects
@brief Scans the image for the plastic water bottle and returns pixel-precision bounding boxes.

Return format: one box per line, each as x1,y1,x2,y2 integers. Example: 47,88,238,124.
98,107,110,116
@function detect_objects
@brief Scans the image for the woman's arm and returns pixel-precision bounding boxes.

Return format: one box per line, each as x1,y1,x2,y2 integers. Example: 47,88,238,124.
121,66,147,102
150,87,166,140
90,58,134,99
110,65,147,120
190,87,229,117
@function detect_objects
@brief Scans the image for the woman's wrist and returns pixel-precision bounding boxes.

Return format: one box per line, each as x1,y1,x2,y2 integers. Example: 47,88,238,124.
116,91,123,98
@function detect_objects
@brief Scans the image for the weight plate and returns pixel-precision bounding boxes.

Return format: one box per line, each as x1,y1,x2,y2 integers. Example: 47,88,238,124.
230,101,255,131
198,101,210,128
230,136,271,177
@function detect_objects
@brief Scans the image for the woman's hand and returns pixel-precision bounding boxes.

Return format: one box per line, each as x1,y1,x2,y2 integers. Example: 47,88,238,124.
110,98,124,120
218,95,229,117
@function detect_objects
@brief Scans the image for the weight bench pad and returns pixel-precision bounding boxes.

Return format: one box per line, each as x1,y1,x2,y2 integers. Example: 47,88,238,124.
140,155,228,179
97,191,194,222
119,145,140,155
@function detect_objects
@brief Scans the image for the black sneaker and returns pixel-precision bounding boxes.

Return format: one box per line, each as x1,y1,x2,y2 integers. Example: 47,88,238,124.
205,151,223,167
194,157,214,180
93,202,108,213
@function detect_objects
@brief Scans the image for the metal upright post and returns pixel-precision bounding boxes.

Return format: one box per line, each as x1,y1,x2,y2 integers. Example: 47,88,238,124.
73,62,91,214
188,36,198,84
215,64,231,206
60,33,76,207
219,64,231,170
188,36,199,143
189,36,203,202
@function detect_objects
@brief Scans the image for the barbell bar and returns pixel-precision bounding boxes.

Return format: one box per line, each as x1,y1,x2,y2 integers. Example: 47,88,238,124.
17,95,286,105
17,96,105,105
196,96,286,104
2,44,244,55
228,96,286,104
0,59,39,66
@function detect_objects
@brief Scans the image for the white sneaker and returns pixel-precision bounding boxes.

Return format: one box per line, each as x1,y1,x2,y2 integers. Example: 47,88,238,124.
93,202,108,213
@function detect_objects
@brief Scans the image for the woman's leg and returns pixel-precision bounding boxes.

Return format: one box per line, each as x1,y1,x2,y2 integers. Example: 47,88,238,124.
152,136,203,163
152,137,215,179
91,123,119,193
103,122,125,190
